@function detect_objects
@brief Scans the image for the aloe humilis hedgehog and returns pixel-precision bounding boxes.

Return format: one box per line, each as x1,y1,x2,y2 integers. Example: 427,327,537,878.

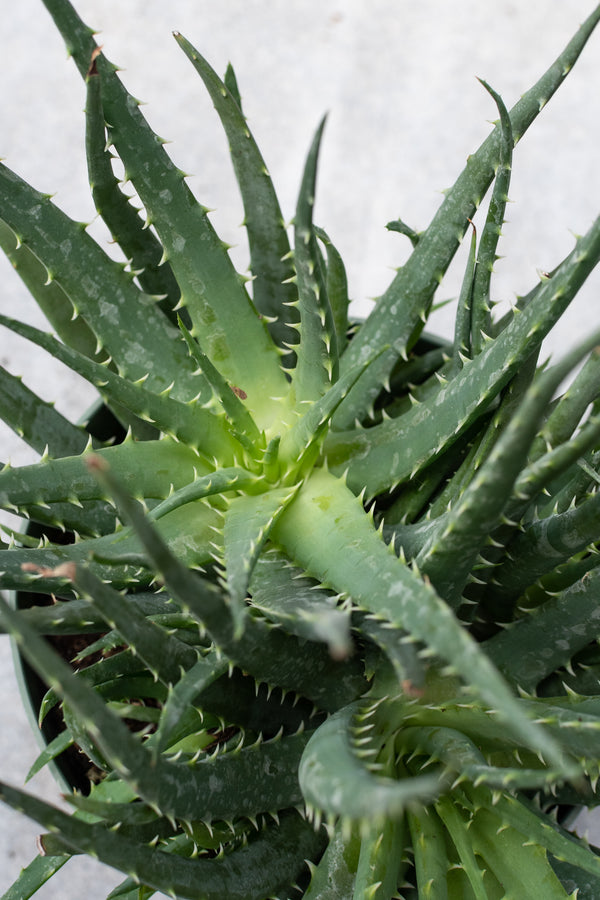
1,1,600,897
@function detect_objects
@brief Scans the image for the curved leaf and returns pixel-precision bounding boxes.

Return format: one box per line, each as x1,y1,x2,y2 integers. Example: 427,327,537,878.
299,704,441,821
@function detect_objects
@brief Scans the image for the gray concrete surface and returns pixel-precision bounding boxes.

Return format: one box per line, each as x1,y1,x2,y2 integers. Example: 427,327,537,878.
0,1,599,896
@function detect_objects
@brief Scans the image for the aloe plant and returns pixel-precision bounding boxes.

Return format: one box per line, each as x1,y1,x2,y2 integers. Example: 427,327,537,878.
1,1,600,897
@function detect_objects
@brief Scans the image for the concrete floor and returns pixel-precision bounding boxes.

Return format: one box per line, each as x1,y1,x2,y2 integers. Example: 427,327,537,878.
0,1,599,896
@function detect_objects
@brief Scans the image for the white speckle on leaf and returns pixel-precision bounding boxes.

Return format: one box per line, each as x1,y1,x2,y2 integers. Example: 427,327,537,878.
125,342,150,366
82,276,100,300
99,299,119,324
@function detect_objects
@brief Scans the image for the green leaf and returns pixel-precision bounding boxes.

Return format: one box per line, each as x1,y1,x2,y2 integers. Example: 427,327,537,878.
450,221,477,373
151,649,228,753
334,2,600,427
223,61,242,109
273,467,578,774
291,117,339,404
0,217,101,361
0,499,221,596
222,486,300,633
0,314,239,460
38,591,179,635
0,163,202,403
484,567,600,691
0,588,312,822
304,821,361,899
470,80,513,355
486,489,600,612
415,331,600,605
0,436,211,513
0,366,88,459
25,729,73,782
435,798,489,900
507,411,600,516
550,856,600,900
70,564,199,686
385,216,421,247
279,344,386,476
327,214,600,497
0,853,70,900
407,805,451,900
467,804,572,899
81,36,289,426
354,817,406,899
471,786,600,880
173,33,299,359
299,704,442,821
148,466,257,521
0,780,324,900
250,548,352,658
315,226,350,357
538,347,600,451
402,725,562,791
85,67,183,326
178,315,261,448
357,614,424,692
81,458,366,709
502,694,600,764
